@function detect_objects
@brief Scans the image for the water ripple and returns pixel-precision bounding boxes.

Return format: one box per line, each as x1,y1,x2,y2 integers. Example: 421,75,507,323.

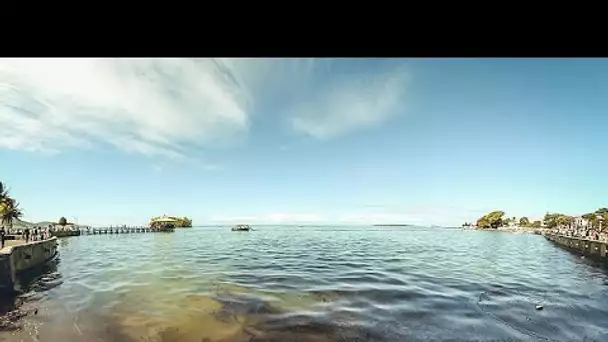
2,227,608,341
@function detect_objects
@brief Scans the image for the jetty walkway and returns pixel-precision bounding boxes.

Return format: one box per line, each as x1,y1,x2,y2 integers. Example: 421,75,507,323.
81,226,165,235
50,226,171,237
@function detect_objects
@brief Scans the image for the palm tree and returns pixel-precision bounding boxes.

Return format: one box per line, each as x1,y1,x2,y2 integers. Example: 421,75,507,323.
1,197,23,233
58,217,68,226
1,181,12,230
0,181,9,202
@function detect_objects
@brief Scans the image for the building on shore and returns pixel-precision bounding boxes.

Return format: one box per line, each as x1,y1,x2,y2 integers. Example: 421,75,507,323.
149,215,192,228
572,216,589,229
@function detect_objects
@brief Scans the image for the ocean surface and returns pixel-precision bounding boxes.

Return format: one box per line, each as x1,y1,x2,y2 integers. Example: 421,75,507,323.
1,226,608,342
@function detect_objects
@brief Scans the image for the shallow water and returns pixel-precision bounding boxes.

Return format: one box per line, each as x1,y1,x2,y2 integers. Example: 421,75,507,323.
1,226,608,341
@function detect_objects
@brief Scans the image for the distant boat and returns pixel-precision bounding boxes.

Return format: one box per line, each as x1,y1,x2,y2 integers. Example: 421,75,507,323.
232,224,251,231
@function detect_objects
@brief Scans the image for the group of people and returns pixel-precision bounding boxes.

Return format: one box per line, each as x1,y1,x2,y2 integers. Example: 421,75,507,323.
0,225,53,249
552,227,608,242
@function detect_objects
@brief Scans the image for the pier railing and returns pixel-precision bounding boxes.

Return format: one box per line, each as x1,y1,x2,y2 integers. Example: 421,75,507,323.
81,226,160,234
49,226,170,236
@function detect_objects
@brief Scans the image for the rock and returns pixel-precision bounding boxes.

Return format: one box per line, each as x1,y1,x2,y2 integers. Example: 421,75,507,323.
535,304,544,310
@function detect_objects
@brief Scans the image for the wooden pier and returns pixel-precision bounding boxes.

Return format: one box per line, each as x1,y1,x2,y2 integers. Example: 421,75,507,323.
55,226,172,236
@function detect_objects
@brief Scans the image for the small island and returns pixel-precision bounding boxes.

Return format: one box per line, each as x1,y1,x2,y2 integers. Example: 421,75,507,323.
149,215,192,228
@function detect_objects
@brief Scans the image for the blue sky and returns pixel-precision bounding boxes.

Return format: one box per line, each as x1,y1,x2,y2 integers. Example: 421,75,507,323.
1,58,607,226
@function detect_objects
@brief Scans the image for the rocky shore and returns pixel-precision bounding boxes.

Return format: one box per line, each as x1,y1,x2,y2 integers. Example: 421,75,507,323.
0,296,37,332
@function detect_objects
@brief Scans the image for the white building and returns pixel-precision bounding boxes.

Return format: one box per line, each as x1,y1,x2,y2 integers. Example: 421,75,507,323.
572,216,588,228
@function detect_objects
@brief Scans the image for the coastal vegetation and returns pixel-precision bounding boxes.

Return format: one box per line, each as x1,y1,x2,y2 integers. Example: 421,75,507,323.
0,181,23,232
470,207,607,230
58,217,68,226
475,210,505,229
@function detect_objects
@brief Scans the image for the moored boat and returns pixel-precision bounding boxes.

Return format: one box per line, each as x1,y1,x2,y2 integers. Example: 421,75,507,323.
232,224,251,231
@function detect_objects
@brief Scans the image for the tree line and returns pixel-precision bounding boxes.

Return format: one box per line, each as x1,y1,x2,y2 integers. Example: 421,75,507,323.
467,208,608,230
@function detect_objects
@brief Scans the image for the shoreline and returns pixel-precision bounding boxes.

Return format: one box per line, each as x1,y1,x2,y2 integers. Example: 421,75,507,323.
462,225,543,235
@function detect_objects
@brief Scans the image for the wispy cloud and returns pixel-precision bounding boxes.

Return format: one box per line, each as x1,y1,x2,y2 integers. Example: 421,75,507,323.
0,58,409,158
288,66,409,139
222,59,410,139
0,58,250,158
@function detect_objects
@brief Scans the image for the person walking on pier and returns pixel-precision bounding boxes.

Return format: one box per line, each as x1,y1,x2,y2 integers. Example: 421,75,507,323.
23,227,30,243
0,226,5,249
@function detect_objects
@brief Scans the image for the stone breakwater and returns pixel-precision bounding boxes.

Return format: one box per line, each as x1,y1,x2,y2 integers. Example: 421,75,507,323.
545,235,608,259
0,237,58,295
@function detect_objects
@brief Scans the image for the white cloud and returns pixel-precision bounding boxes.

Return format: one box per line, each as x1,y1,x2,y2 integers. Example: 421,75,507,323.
288,67,409,139
0,58,409,158
223,59,410,139
0,58,250,159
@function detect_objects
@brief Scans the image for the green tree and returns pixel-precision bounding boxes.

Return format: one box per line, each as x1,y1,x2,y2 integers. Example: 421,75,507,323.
543,213,566,228
476,210,505,229
476,217,489,228
531,221,542,228
556,215,573,228
594,209,608,231
582,213,596,221
582,213,597,228
0,181,8,201
519,217,530,227
58,217,68,226
1,197,23,232
1,182,24,232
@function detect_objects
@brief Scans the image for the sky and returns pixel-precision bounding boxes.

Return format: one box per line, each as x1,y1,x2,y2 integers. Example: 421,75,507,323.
1,58,607,227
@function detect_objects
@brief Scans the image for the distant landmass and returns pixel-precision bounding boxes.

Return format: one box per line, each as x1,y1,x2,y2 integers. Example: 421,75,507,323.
9,218,86,229
9,218,55,229
373,224,413,227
